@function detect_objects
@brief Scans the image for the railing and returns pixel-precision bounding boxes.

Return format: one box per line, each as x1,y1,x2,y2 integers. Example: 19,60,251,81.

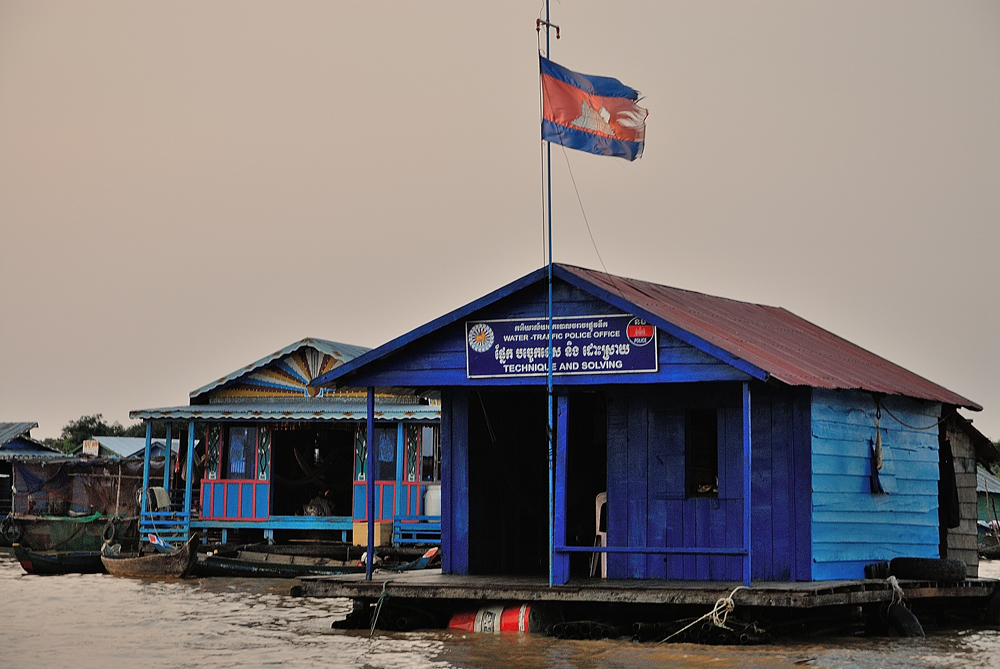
392,515,442,545
139,510,190,544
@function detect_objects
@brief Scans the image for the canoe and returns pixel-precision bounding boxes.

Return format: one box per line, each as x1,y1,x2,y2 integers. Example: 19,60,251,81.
194,550,366,578
12,544,106,575
101,536,198,578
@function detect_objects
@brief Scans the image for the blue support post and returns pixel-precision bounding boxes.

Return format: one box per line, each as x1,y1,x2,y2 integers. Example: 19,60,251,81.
553,393,570,585
743,381,752,587
395,422,405,521
162,423,172,489
185,420,195,531
140,421,152,515
366,387,376,581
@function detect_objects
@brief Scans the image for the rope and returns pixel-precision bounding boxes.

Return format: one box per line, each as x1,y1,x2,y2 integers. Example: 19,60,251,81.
887,575,905,607
874,397,954,432
370,580,392,637
659,585,746,643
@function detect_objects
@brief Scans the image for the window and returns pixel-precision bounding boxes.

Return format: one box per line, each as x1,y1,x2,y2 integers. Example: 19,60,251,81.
225,426,256,480
421,425,441,482
686,409,718,497
374,426,397,481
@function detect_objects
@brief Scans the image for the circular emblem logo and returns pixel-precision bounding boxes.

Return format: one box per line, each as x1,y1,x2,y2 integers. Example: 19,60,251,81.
626,317,654,347
468,323,495,353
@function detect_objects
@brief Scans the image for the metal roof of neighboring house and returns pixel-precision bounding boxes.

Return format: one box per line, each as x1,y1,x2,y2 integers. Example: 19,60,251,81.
131,402,439,422
77,437,184,459
558,265,980,409
0,422,40,448
312,264,980,411
0,422,62,460
979,466,1000,494
190,338,371,401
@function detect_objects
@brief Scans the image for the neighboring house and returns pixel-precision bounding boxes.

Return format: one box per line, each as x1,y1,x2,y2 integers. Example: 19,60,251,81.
73,436,182,460
130,337,441,545
978,465,1000,531
0,422,63,515
312,264,987,583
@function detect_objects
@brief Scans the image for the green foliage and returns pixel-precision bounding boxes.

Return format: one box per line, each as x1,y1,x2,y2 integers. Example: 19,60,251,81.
44,414,154,453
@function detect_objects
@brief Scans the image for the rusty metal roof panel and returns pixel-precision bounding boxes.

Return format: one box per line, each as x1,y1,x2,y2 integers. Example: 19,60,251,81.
559,264,980,410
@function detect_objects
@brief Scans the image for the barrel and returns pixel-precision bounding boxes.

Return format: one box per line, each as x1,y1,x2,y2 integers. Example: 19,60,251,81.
424,484,442,516
449,604,534,634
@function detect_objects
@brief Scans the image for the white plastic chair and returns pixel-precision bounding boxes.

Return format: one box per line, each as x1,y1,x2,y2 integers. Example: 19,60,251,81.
590,492,607,578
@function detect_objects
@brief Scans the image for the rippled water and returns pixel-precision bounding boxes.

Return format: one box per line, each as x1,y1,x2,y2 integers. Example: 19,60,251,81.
3,552,1000,669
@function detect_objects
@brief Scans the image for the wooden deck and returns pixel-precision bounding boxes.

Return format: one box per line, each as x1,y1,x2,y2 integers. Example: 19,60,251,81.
292,569,998,609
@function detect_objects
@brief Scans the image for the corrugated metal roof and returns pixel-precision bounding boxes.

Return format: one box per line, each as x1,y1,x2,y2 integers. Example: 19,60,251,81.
79,437,184,459
131,402,439,422
0,422,39,448
979,466,1000,494
559,264,980,410
190,338,371,400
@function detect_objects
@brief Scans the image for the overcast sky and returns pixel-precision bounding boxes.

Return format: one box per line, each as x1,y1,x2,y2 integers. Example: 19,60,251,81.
2,2,998,441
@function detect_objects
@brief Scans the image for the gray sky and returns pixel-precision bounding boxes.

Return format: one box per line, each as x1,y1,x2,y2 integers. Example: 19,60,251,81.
2,1,998,441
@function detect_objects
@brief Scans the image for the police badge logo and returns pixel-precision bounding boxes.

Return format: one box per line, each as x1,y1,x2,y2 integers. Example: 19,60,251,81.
468,323,495,353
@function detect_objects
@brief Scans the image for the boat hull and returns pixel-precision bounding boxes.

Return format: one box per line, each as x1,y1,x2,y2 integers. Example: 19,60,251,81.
12,544,106,575
193,551,365,578
101,537,198,578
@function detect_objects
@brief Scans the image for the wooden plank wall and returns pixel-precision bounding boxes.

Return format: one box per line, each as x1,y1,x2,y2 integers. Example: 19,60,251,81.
945,418,979,577
606,382,810,581
811,389,941,580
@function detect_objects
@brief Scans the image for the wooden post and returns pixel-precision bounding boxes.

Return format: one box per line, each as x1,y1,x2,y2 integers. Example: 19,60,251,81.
140,421,152,515
395,422,405,520
553,393,570,584
162,423,172,489
366,387,375,580
185,420,195,532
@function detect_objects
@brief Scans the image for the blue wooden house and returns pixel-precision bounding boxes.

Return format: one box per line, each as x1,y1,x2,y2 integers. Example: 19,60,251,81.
312,265,982,583
130,338,441,545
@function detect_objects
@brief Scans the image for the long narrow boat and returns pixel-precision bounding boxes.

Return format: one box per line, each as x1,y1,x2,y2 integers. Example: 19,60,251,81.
12,544,106,575
193,550,366,578
101,536,198,578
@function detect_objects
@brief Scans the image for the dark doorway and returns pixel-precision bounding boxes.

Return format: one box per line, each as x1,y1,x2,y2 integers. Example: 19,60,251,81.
271,425,354,517
468,389,549,575
466,389,607,577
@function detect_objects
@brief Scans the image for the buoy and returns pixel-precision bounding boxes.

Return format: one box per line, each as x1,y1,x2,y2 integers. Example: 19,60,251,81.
449,604,534,634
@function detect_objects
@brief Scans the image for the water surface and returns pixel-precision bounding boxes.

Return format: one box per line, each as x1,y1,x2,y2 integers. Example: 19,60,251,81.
2,554,999,669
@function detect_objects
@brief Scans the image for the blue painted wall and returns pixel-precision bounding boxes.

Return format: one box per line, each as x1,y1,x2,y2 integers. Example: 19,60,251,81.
605,382,812,581
811,389,941,579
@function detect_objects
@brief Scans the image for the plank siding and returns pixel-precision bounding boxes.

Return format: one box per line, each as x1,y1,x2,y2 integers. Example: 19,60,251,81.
945,417,979,577
811,389,941,580
604,383,808,581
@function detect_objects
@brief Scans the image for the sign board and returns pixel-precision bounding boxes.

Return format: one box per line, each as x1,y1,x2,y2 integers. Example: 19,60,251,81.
82,439,100,457
466,314,657,379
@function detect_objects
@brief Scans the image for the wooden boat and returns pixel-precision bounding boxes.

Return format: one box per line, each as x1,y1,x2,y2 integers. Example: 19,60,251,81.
101,536,198,578
193,546,440,578
12,543,106,575
194,549,366,578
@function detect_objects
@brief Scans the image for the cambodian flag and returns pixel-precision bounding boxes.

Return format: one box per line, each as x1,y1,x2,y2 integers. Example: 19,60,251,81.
540,56,647,161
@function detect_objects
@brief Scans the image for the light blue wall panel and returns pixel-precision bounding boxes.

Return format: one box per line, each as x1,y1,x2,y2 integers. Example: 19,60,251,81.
811,389,941,579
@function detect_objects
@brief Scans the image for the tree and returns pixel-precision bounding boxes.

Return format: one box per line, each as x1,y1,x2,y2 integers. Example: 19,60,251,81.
44,414,153,453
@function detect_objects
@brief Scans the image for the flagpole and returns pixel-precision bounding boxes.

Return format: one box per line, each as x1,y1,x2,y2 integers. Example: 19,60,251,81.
544,0,555,588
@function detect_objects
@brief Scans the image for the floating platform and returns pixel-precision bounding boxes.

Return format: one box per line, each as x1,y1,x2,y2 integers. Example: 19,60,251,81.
291,570,998,609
